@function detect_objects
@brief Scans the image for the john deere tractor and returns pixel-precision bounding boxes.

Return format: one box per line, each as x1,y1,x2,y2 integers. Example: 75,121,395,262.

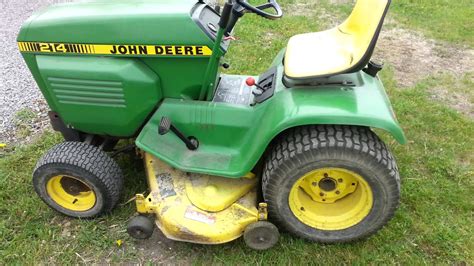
18,0,405,250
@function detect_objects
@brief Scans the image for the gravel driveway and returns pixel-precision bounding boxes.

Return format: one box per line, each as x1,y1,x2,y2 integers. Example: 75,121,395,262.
0,0,73,144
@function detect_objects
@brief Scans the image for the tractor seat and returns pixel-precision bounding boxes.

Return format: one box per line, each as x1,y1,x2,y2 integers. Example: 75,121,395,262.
283,0,391,86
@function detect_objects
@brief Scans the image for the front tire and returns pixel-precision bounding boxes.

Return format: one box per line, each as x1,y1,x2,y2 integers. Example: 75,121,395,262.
33,142,123,218
262,125,400,243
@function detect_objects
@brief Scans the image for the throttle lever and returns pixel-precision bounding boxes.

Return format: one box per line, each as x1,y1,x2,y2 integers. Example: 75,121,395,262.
246,77,265,91
246,77,266,97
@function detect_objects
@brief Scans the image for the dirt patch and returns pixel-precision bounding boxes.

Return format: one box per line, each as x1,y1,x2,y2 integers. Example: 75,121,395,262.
284,1,344,28
374,28,474,88
285,2,318,17
128,230,191,265
374,27,474,118
98,229,192,265
263,32,276,43
430,84,473,119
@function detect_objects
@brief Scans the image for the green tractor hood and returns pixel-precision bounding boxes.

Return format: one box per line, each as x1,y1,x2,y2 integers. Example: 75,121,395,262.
17,0,222,137
17,0,211,46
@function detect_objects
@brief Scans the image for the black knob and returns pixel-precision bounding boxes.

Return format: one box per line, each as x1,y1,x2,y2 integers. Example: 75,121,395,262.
364,60,384,77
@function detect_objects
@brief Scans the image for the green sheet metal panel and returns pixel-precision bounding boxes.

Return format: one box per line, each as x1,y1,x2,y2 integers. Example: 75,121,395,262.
36,55,162,136
17,0,224,134
136,65,406,178
17,0,207,45
18,1,219,101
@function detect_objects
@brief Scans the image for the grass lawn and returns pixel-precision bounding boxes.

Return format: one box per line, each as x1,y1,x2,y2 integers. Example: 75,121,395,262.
1,0,472,264
390,0,474,47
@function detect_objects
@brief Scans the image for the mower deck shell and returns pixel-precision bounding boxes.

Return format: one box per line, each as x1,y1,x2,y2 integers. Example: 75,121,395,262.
136,153,259,244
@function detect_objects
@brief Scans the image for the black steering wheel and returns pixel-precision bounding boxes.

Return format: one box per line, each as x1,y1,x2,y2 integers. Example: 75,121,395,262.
235,0,283,20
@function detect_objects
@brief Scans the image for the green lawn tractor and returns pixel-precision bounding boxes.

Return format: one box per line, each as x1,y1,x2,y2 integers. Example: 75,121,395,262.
19,0,406,250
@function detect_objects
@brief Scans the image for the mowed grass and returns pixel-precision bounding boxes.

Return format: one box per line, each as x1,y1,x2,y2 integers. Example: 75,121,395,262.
1,0,473,264
390,0,474,47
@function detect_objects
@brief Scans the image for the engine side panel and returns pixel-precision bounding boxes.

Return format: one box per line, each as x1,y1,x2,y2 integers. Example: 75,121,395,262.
34,55,162,136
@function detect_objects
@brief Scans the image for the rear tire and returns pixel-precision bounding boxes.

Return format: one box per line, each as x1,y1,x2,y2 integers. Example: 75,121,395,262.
33,142,123,218
262,125,400,243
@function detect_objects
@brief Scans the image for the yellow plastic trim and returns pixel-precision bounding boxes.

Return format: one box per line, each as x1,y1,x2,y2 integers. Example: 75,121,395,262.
46,175,96,211
289,168,373,230
284,0,389,78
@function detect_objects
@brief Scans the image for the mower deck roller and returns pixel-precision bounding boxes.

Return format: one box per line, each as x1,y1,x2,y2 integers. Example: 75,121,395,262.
134,153,268,244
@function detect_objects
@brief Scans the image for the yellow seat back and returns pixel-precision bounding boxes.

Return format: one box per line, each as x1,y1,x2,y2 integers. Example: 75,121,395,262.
338,0,390,67
283,0,391,81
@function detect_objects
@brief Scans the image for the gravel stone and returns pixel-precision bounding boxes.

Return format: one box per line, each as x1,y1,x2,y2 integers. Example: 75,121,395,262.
0,0,72,144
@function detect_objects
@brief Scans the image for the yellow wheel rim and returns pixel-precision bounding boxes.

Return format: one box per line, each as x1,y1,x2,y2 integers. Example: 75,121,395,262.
46,175,96,211
289,168,373,230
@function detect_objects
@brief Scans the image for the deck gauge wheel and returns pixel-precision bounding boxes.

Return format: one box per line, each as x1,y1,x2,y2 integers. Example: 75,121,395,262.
127,215,155,239
243,221,280,250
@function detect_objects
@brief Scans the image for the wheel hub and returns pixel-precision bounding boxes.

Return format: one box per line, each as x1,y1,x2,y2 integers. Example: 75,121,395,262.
46,175,96,211
60,176,91,196
288,167,373,230
301,169,358,203
318,177,337,192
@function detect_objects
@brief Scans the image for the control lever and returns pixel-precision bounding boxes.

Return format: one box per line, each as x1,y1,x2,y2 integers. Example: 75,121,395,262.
246,77,265,96
159,117,199,150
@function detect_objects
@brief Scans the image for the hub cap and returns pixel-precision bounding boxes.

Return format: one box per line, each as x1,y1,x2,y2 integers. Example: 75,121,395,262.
46,175,96,211
289,168,373,230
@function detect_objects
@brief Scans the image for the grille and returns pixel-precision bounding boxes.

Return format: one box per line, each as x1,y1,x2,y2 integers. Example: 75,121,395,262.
48,77,126,108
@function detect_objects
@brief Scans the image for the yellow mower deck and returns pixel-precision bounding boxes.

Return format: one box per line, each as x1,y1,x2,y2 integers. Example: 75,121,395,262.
135,153,261,244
